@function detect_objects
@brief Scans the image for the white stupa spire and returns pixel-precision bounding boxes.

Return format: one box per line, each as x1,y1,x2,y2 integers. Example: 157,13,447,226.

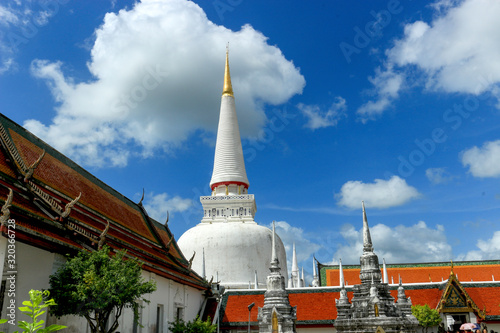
202,248,206,279
291,243,299,287
209,47,249,193
312,256,319,287
254,270,258,289
339,258,345,287
362,201,373,252
383,258,388,284
313,257,317,277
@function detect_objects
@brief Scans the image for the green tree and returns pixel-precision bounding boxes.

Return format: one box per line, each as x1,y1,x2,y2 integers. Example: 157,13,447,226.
411,304,442,333
168,316,216,333
48,246,156,333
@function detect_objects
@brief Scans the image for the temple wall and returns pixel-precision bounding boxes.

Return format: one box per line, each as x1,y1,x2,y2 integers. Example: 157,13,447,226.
0,241,205,333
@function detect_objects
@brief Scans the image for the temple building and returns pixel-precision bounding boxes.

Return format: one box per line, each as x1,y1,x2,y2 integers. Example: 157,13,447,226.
4,49,500,333
177,50,288,289
0,113,208,332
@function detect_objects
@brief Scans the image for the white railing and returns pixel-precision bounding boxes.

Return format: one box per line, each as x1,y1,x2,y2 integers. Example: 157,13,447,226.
200,195,254,201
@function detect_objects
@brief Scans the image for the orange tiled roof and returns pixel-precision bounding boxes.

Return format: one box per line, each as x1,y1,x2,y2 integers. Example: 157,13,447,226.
11,129,157,242
321,261,500,286
220,289,340,327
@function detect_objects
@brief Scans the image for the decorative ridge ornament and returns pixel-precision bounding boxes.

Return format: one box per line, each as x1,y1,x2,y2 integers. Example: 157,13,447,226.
0,188,13,228
97,220,111,250
0,122,29,173
188,251,196,269
61,192,82,219
164,211,169,226
24,149,45,182
138,188,145,206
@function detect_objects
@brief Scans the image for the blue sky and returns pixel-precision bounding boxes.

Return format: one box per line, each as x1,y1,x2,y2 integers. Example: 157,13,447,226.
2,0,500,283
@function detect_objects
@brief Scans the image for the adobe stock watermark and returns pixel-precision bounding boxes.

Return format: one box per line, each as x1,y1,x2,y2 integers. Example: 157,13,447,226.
5,218,17,325
212,0,243,21
389,75,494,179
112,65,168,113
243,106,297,163
339,0,403,64
7,0,69,50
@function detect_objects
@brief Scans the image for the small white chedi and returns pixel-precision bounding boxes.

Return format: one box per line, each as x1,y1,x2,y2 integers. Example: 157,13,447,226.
178,49,288,289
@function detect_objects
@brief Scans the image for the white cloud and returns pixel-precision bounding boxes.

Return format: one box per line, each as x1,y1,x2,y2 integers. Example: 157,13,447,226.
426,167,453,184
268,221,321,277
0,58,13,74
359,0,500,119
0,1,62,74
357,66,404,122
143,192,193,223
336,175,421,209
457,230,500,261
298,96,347,130
25,0,305,167
332,221,452,264
461,140,500,178
0,5,19,25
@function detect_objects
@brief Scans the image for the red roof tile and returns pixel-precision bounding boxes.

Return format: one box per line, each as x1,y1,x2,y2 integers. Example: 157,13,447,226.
0,114,207,290
221,289,342,326
323,262,500,286
11,129,157,242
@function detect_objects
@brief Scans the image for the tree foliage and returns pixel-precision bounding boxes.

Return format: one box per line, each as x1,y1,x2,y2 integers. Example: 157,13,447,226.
0,289,66,333
48,246,156,333
168,317,216,333
411,304,442,333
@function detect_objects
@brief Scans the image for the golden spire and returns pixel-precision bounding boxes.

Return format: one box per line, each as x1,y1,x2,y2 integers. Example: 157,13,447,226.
222,45,234,97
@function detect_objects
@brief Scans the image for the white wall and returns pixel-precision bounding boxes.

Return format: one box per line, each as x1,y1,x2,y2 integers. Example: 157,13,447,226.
0,241,56,333
0,240,206,333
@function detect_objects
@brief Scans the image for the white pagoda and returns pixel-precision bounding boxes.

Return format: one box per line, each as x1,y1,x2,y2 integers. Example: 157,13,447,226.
178,49,288,289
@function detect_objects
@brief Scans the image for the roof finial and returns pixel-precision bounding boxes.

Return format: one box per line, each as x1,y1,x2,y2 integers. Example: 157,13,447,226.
222,44,234,97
